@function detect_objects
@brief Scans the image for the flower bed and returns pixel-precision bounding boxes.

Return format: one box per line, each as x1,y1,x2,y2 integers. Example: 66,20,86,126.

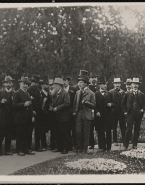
65,158,127,172
120,148,145,159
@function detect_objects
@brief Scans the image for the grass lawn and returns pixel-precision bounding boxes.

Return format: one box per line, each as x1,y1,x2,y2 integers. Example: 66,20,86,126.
11,150,145,175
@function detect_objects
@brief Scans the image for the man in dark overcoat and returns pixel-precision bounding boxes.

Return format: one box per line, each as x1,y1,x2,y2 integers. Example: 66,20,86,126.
122,78,145,150
0,76,15,155
62,72,76,151
73,75,96,154
95,76,114,152
27,74,43,152
109,78,126,146
13,77,35,156
51,78,71,154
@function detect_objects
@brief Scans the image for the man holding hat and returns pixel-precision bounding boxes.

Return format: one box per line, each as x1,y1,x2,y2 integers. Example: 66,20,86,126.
13,77,35,156
95,76,114,152
62,72,76,151
0,76,15,155
109,78,126,146
122,78,145,150
27,74,43,152
51,77,71,154
73,74,96,154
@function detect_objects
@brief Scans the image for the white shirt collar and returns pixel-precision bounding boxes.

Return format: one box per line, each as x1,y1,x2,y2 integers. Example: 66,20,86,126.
5,88,12,92
57,88,62,96
42,89,47,96
82,86,88,92
64,85,69,92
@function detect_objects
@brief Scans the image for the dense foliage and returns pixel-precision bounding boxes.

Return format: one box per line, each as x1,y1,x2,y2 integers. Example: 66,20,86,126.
0,5,145,90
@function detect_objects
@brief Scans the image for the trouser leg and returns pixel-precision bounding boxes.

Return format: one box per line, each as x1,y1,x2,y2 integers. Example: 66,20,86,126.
5,136,11,153
124,112,134,148
113,112,119,142
106,130,112,150
119,112,126,142
35,125,41,150
133,112,143,147
15,124,25,153
24,123,33,152
0,133,4,153
72,116,77,148
59,121,69,151
76,111,83,150
89,120,95,147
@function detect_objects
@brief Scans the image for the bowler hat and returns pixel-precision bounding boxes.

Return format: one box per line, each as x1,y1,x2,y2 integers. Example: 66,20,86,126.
62,73,71,80
29,74,41,83
112,78,122,83
124,78,132,85
98,76,107,84
18,76,29,84
40,76,49,85
77,70,88,77
2,75,15,83
53,78,63,85
132,78,141,84
78,75,90,84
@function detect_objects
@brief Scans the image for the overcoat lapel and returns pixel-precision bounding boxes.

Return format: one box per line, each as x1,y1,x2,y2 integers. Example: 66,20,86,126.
53,89,63,106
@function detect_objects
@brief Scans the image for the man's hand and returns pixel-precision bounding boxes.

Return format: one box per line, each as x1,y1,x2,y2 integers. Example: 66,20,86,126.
49,107,53,111
32,117,35,122
53,107,57,112
124,112,127,115
140,109,144,112
24,101,31,107
107,103,112,107
1,99,7,104
96,112,101,117
84,100,89,105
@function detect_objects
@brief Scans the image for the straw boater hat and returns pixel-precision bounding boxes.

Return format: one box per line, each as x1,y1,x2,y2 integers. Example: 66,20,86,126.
124,78,132,85
2,75,15,83
112,78,122,83
132,78,141,84
29,74,41,83
18,76,30,84
53,78,64,85
98,76,108,84
40,76,49,85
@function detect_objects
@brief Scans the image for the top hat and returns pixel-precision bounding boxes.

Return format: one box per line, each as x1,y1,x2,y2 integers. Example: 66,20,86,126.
89,72,96,78
124,78,132,85
132,78,141,84
98,76,107,84
2,75,15,83
53,78,64,85
77,70,88,77
18,76,29,84
29,74,41,83
62,73,71,80
78,75,90,84
40,76,49,85
112,78,122,83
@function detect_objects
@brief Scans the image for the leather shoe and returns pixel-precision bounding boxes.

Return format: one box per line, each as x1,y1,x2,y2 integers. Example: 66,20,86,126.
35,149,43,152
42,148,47,151
89,146,94,149
25,150,35,155
132,146,137,150
52,149,61,152
61,150,68,154
17,152,25,156
5,152,13,155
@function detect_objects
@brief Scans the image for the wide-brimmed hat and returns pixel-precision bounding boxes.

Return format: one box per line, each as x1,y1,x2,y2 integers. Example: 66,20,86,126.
2,75,15,83
53,78,63,85
18,76,29,84
62,73,71,80
78,75,90,84
132,78,141,84
112,78,122,83
40,76,49,85
29,74,41,83
77,70,88,77
124,78,132,85
98,76,108,84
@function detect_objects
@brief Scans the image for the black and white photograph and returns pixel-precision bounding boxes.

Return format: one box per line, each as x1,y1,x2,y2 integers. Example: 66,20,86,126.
1,2,145,183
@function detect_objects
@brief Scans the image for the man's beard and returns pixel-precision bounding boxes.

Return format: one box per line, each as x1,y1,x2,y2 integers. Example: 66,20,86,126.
6,85,11,90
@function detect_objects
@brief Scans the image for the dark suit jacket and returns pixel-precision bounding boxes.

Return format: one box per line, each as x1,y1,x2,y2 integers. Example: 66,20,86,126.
73,84,80,92
0,90,15,135
27,85,42,113
12,89,34,125
73,88,96,120
122,90,145,114
95,91,114,131
52,88,71,122
109,88,125,112
89,84,96,93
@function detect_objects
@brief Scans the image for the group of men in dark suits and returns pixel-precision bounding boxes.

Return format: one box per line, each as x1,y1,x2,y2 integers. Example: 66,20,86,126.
0,71,144,156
